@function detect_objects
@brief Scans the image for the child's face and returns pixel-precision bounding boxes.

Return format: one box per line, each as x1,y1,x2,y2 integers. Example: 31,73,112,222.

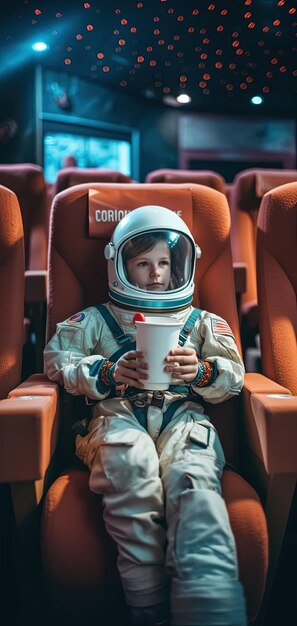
126,239,171,291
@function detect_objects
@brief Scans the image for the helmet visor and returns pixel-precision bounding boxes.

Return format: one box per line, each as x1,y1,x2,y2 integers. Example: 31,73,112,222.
119,230,194,293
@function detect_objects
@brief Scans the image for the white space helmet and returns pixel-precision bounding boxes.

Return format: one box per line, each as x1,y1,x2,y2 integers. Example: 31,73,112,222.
104,205,201,312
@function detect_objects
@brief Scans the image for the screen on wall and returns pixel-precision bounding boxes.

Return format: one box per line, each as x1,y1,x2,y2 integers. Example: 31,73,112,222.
44,131,131,183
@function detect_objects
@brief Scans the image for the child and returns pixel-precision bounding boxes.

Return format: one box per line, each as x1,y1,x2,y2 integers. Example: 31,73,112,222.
44,205,247,626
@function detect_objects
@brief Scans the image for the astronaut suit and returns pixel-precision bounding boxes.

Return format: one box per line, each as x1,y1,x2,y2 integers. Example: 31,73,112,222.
44,206,247,626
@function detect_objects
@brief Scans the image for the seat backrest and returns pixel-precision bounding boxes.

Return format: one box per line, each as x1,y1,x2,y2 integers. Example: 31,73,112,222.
145,168,226,194
54,167,132,194
47,182,241,465
256,181,297,394
230,168,297,308
0,164,48,271
0,185,25,399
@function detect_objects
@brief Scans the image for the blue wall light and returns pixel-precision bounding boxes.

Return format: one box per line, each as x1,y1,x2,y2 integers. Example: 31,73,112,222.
251,96,263,105
32,42,48,52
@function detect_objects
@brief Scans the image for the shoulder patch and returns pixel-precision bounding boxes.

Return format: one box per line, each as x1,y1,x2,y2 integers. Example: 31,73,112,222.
66,312,85,325
211,318,234,337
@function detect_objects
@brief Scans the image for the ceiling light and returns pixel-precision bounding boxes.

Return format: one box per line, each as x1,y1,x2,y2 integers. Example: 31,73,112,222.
32,42,48,52
250,95,263,105
176,93,192,104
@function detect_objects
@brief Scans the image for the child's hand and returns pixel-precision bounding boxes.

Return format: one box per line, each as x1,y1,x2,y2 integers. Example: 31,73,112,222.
165,347,199,382
113,350,149,388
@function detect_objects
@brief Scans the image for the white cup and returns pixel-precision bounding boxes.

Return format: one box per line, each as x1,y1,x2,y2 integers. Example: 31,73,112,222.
135,316,182,390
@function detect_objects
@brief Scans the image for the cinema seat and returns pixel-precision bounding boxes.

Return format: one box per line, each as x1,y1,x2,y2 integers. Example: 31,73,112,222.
0,163,49,373
0,184,24,623
54,167,132,194
0,181,274,625
145,167,226,193
240,180,297,623
229,168,297,368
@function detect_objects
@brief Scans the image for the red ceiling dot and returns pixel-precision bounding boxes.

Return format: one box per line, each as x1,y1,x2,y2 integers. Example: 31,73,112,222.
248,22,256,28
130,27,137,33
163,86,171,93
64,58,71,65
240,83,247,89
147,46,153,51
121,19,128,25
177,16,184,21
84,3,90,8
236,48,244,55
263,86,270,93
273,19,281,26
226,83,234,90
150,60,156,66
119,39,125,45
153,29,160,35
97,52,104,59
86,24,93,31
158,39,165,45
199,81,207,88
192,9,199,16
279,65,287,72
35,9,41,15
102,66,110,72
137,56,144,62
215,61,222,68
76,34,83,40
179,75,187,82
217,25,224,31
244,12,252,18
271,57,278,64
221,10,228,16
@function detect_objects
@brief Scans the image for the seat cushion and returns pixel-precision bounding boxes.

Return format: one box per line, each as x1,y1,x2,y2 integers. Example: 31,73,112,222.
41,467,268,623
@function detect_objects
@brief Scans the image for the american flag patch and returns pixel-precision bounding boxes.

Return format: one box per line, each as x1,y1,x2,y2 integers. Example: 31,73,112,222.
212,318,234,337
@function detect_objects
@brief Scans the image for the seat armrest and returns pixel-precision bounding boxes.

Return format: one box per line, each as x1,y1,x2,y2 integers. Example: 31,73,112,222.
0,375,59,482
250,394,297,475
25,269,47,302
241,373,295,475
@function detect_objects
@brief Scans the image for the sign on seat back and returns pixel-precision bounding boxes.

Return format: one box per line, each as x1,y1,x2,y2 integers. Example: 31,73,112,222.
88,186,193,237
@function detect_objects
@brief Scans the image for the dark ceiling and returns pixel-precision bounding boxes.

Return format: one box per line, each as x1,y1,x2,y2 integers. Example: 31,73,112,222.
1,0,296,117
